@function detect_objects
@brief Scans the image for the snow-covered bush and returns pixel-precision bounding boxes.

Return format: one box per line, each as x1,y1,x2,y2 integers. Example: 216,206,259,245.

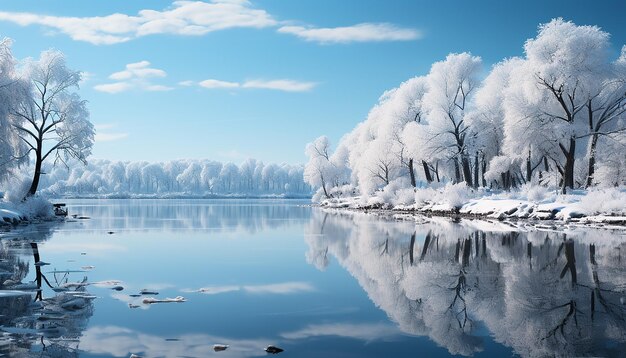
329,184,358,199
311,187,327,203
577,188,626,215
414,186,438,205
440,183,475,208
16,196,53,219
518,183,550,202
375,178,414,206
414,182,477,209
3,175,31,203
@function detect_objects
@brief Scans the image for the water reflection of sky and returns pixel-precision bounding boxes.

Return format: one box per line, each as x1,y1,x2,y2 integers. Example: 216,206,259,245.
0,199,624,357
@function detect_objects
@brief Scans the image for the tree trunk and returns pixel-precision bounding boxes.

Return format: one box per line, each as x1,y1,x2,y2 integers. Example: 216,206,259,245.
321,176,331,199
409,232,416,265
25,145,43,198
559,239,577,286
481,155,487,187
454,159,461,184
561,137,576,194
31,243,45,301
408,158,417,188
462,238,472,267
526,150,532,182
585,133,599,188
473,153,479,188
420,231,431,261
461,154,473,187
421,160,432,183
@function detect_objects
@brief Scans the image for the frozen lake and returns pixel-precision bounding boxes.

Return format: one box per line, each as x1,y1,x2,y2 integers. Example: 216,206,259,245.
1,199,625,357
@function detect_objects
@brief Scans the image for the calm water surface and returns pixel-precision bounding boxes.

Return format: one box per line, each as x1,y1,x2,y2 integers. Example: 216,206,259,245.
0,199,625,357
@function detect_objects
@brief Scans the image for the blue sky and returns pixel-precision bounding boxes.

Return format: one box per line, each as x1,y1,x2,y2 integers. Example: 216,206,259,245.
0,0,624,164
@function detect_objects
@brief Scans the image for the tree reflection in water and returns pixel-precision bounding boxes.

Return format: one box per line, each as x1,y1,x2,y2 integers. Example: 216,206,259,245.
0,225,94,357
305,209,626,357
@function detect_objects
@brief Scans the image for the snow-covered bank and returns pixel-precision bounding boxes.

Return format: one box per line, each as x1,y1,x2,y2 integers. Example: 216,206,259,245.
319,184,626,226
0,197,54,226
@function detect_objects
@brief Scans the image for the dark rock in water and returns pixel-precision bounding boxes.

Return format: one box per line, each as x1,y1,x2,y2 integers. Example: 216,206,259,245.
265,345,284,354
213,344,229,351
107,231,115,234
140,289,159,295
129,294,141,297
111,286,124,291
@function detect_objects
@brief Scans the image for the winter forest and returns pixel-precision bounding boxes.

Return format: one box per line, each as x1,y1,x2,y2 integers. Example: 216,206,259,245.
29,158,310,198
305,19,626,204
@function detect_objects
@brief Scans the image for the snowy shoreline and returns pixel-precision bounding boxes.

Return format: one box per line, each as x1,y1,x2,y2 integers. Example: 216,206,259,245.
0,197,58,227
318,205,626,232
317,186,626,229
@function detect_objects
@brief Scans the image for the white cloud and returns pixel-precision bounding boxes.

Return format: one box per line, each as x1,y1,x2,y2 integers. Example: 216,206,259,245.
178,80,195,86
182,285,240,295
242,79,316,92
79,71,95,85
0,2,422,46
95,61,172,93
197,78,316,92
110,61,167,80
145,84,174,91
79,325,272,357
243,282,315,294
0,1,277,45
183,281,315,295
93,82,132,94
278,22,421,43
94,123,129,142
199,78,240,89
281,322,402,341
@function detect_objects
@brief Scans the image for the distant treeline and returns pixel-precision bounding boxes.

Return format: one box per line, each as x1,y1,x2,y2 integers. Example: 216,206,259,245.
29,158,311,197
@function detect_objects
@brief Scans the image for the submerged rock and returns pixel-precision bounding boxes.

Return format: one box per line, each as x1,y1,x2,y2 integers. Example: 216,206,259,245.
213,344,229,351
265,345,284,354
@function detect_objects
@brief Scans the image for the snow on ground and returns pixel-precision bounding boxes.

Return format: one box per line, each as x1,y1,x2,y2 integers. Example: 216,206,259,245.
0,197,53,225
319,184,626,225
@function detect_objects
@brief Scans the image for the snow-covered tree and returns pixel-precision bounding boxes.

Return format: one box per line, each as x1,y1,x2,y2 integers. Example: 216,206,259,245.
13,50,94,198
304,136,337,199
0,39,27,183
219,162,239,192
468,58,526,187
503,19,623,192
177,162,202,192
304,18,626,201
422,53,482,187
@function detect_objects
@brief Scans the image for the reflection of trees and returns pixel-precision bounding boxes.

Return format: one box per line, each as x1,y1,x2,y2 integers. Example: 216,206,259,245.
64,199,311,234
0,226,94,357
306,209,626,357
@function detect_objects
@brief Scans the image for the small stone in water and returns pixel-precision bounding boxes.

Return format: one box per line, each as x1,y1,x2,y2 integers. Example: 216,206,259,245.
265,345,284,354
213,344,229,351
